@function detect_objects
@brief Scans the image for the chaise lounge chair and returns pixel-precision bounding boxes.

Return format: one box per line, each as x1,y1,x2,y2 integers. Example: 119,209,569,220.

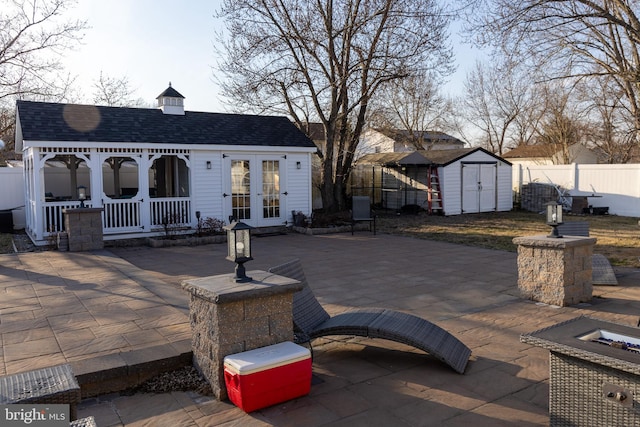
268,259,471,374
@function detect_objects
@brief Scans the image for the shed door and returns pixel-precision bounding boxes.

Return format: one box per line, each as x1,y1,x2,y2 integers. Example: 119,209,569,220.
223,155,284,227
461,162,497,213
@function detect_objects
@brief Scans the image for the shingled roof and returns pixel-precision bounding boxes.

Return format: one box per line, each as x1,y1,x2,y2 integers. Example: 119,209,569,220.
502,145,557,158
16,100,316,148
374,128,465,146
357,147,509,166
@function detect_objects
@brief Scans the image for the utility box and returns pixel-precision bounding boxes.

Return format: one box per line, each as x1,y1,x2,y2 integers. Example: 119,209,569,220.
223,341,312,412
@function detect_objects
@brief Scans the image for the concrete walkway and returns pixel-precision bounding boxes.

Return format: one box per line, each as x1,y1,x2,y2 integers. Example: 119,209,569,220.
1,232,640,426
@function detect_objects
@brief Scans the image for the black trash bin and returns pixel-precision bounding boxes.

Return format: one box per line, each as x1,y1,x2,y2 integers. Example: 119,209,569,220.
0,210,14,233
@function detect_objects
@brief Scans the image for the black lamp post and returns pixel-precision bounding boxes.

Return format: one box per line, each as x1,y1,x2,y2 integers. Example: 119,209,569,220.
224,221,254,282
546,201,563,238
195,211,201,236
77,185,87,208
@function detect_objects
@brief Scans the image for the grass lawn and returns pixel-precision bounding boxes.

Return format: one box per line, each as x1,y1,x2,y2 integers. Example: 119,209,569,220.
0,210,638,267
376,210,640,268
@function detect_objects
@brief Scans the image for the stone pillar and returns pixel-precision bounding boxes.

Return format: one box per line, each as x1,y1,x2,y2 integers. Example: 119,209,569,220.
63,208,104,252
181,270,302,400
513,235,596,306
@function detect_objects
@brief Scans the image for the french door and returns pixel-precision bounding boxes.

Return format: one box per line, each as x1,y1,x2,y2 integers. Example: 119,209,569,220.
224,155,284,227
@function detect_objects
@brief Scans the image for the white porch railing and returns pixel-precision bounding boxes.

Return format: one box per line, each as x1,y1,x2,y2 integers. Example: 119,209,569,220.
42,197,192,237
102,199,142,234
150,197,191,229
44,200,85,233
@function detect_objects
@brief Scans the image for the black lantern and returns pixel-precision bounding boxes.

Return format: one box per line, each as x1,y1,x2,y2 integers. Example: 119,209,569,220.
224,221,254,282
546,201,563,238
77,185,87,208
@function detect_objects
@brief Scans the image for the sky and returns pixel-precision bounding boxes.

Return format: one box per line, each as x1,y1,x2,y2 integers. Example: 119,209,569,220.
62,0,483,113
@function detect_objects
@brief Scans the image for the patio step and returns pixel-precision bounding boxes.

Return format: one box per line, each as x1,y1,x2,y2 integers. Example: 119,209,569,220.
70,340,192,398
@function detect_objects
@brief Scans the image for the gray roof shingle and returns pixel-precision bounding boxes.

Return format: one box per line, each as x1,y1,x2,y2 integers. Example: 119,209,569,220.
357,147,511,166
16,100,316,148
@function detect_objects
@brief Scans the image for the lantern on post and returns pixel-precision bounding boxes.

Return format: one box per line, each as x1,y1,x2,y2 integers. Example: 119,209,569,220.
224,221,254,282
77,185,87,208
546,201,563,238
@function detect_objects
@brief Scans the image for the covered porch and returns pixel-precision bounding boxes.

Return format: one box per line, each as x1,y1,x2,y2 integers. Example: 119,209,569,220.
24,146,192,245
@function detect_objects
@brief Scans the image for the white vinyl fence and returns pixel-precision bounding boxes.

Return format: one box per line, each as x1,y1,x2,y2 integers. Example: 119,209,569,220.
0,166,26,229
513,163,640,218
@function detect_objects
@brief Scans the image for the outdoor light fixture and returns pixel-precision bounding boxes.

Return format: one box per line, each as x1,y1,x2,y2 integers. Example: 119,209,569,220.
546,201,563,238
77,185,87,208
206,161,212,170
296,161,301,169
224,220,254,282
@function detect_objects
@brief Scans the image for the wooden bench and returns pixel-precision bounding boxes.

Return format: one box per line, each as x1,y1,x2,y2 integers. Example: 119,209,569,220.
0,364,81,421
556,221,618,285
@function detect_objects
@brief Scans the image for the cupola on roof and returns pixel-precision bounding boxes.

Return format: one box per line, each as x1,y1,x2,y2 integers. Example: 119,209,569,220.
156,82,185,115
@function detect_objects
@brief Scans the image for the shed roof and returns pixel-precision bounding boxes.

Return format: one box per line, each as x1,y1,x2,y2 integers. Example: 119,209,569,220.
357,147,510,167
16,100,316,148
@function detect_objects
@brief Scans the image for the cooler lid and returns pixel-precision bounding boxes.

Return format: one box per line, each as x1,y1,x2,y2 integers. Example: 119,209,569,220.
224,341,311,375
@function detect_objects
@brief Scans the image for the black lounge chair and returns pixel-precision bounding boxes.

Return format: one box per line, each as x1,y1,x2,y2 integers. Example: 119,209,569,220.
268,259,471,374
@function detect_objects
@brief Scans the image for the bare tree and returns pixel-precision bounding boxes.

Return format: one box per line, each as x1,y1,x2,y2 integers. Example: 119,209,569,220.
92,71,148,107
535,83,587,164
216,0,454,211
461,59,541,155
463,0,640,154
0,0,86,105
368,72,453,150
0,0,86,160
579,77,637,163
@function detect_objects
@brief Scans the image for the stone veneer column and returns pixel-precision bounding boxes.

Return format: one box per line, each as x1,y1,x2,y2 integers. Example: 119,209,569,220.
512,235,596,307
63,208,104,252
181,271,302,400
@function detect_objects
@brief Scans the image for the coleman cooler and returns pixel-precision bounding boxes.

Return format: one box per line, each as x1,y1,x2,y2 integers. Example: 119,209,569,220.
223,341,312,412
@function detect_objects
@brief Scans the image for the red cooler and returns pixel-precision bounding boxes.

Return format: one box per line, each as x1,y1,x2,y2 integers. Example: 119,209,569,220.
223,341,312,412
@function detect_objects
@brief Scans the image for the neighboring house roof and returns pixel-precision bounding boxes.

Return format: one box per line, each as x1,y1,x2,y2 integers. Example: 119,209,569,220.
502,145,556,159
16,100,316,148
302,122,326,141
372,128,465,146
357,147,510,167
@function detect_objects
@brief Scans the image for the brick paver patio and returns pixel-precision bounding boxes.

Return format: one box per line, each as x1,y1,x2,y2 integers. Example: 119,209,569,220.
1,232,639,426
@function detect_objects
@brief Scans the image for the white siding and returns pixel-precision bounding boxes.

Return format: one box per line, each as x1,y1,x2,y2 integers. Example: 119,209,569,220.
191,151,225,224
440,165,461,215
357,131,395,158
440,151,512,216
190,150,314,226
496,160,513,212
285,153,313,222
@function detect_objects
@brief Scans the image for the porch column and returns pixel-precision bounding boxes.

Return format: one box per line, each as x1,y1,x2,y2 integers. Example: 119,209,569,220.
139,150,151,230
